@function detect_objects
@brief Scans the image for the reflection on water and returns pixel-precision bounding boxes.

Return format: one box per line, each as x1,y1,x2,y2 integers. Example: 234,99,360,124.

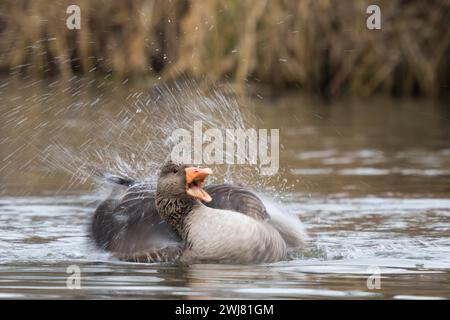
1,195,449,299
0,80,449,299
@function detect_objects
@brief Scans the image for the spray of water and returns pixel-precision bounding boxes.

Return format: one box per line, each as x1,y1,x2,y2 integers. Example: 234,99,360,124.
0,77,307,257
30,79,285,195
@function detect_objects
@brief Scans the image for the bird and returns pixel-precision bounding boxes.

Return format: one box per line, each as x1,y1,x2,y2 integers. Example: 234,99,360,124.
90,161,305,264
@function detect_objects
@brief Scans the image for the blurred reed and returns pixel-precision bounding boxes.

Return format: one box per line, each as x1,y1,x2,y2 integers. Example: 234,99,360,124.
0,0,449,97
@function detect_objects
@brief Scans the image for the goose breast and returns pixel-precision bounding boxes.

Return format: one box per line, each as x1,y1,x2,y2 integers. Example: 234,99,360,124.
182,205,287,264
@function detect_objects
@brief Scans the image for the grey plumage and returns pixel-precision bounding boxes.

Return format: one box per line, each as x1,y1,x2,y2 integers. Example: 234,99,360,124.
91,162,305,264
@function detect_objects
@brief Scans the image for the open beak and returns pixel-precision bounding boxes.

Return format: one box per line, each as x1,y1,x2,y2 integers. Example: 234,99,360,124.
185,167,213,203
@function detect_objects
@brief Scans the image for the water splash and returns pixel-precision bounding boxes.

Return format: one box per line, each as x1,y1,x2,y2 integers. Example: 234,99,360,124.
11,79,282,195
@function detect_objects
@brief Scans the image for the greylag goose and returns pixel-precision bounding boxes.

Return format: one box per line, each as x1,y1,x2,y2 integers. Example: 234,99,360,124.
90,162,305,263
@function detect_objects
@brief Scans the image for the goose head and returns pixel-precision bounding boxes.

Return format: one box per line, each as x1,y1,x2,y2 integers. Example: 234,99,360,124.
156,161,213,232
156,161,213,203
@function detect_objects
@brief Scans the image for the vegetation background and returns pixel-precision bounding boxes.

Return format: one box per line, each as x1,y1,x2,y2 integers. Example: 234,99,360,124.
0,0,449,97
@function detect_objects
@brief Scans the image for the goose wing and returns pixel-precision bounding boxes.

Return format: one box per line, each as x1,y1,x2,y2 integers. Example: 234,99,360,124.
204,184,270,221
91,183,183,261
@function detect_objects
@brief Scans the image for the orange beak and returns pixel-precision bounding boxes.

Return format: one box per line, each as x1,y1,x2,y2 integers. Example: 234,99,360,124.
185,167,213,203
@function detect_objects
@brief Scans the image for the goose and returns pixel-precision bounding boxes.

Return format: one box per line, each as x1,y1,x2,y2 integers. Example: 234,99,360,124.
90,162,305,263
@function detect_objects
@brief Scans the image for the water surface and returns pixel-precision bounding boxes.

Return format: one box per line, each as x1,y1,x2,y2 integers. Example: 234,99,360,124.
0,81,449,299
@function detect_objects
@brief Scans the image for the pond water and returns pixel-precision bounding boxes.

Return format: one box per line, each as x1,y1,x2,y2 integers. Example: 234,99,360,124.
0,79,449,299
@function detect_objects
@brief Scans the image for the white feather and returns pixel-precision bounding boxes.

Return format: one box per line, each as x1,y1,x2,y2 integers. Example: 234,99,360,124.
260,195,307,248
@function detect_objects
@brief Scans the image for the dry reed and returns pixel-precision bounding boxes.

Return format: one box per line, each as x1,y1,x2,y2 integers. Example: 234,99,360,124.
0,0,449,97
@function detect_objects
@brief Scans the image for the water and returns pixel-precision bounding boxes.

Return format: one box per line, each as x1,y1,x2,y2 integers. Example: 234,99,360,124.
0,80,449,299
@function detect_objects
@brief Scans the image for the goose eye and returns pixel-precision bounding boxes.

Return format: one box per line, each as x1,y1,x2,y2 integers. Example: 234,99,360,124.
173,169,178,174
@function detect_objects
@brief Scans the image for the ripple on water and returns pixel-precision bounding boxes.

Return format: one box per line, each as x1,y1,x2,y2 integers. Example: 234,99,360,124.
0,196,449,299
